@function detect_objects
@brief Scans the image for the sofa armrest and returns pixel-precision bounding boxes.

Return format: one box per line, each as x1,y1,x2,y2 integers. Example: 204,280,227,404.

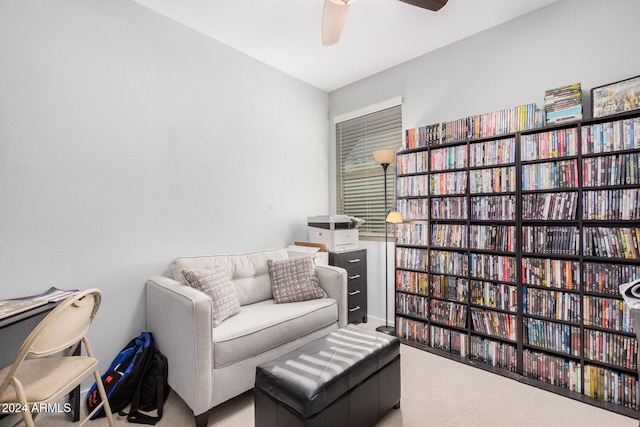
315,265,348,328
145,276,213,416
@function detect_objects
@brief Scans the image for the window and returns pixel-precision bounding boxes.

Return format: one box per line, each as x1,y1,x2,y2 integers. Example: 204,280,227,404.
336,103,402,236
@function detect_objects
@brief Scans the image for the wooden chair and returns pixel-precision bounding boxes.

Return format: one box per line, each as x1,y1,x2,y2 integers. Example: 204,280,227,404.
0,288,114,426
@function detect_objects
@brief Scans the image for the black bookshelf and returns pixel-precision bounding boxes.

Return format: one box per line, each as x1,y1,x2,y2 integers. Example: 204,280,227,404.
394,109,640,418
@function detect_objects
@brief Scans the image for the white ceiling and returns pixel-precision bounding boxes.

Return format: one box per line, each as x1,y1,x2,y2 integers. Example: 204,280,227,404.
132,0,560,92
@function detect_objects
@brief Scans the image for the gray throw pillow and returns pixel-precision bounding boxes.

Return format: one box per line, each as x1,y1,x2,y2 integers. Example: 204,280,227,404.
267,256,327,303
182,267,241,327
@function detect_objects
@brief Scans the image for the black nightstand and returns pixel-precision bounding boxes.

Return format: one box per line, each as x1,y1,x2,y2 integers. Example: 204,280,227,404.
329,249,367,323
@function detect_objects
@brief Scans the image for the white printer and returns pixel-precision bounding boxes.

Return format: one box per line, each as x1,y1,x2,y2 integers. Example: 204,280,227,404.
307,215,362,252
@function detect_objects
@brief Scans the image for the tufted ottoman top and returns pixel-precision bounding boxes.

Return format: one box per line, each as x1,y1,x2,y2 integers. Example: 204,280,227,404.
255,325,400,418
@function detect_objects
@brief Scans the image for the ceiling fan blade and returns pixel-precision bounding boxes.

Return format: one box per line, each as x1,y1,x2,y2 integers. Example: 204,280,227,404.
397,0,448,11
322,0,350,46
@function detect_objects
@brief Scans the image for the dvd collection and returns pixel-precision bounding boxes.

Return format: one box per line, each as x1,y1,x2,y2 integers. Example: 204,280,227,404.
470,195,516,220
522,192,578,220
395,316,428,344
469,253,516,283
584,329,637,370
395,105,640,413
430,145,467,170
396,292,427,319
396,151,428,175
522,258,580,290
470,308,517,341
395,270,428,295
583,153,640,187
429,250,468,276
431,195,469,219
521,159,579,191
581,117,640,154
396,175,428,197
522,225,579,255
429,171,467,195
396,198,429,220
396,222,429,246
524,318,581,356
469,137,515,167
431,274,468,301
469,336,517,371
583,296,634,333
583,227,640,259
431,325,470,358
523,350,582,390
469,225,515,252
584,365,637,408
584,262,640,294
395,247,428,270
521,127,578,161
469,166,516,193
544,82,583,125
403,103,537,149
431,300,467,328
583,189,640,220
470,280,517,312
431,223,468,248
522,287,581,323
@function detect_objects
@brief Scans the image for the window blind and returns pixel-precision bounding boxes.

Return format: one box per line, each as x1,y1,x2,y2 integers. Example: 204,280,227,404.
336,104,402,236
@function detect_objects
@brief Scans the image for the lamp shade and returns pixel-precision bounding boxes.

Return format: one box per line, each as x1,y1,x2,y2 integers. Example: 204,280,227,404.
386,211,403,224
372,149,396,165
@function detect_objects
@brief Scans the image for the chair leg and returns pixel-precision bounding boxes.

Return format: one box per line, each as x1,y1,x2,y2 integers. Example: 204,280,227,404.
91,369,115,427
17,410,35,427
16,412,35,427
12,382,35,427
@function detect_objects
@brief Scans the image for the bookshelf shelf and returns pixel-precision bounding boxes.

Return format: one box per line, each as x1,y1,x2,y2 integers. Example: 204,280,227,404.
394,109,640,417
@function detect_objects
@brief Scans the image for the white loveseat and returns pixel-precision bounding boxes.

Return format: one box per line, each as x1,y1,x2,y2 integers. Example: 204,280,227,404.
145,249,348,427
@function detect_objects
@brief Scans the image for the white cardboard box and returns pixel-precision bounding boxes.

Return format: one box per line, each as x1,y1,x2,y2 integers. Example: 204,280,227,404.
285,245,329,265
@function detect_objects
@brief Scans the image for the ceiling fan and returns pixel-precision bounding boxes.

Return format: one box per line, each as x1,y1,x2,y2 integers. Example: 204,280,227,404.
322,0,449,46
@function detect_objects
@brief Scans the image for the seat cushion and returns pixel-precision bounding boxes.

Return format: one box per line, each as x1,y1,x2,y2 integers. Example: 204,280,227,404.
212,298,338,368
0,357,97,402
255,325,400,418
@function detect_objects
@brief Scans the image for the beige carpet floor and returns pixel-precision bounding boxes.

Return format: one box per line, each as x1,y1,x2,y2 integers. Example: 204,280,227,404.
12,323,639,427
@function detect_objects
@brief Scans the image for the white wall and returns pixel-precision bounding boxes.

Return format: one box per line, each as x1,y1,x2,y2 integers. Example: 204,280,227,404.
0,0,329,370
329,0,640,326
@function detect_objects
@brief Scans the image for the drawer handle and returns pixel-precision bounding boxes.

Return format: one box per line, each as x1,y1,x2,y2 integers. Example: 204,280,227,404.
349,306,361,312
348,274,361,280
349,290,360,296
348,258,361,263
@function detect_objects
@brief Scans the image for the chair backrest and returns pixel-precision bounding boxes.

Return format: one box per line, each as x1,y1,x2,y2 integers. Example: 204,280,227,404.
21,288,102,358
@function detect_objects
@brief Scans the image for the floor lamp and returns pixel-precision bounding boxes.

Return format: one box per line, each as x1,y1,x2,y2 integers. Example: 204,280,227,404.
373,149,402,335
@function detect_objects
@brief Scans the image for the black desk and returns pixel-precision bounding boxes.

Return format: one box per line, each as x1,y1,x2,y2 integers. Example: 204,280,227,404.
0,301,81,421
0,300,61,328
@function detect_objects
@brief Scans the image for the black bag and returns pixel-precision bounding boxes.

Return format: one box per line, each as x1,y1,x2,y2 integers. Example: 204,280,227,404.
87,332,154,419
126,347,170,425
87,332,169,424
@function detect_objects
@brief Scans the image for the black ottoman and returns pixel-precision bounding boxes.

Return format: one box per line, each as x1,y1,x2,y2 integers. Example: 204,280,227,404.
254,325,401,427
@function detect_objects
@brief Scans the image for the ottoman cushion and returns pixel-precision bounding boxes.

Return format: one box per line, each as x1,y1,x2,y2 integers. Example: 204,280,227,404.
255,325,400,418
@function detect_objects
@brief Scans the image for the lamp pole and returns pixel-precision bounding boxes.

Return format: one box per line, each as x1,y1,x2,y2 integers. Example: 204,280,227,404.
373,149,397,335
377,161,395,334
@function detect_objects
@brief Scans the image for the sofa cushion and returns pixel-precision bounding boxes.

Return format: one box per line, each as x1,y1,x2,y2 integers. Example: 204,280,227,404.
211,298,338,368
182,267,241,327
170,249,288,306
268,257,327,303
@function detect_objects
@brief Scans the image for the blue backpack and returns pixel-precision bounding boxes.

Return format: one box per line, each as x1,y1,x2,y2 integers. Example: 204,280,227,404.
86,332,154,419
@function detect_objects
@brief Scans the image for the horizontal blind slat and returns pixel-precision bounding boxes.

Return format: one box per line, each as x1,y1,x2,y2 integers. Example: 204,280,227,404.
336,104,402,235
